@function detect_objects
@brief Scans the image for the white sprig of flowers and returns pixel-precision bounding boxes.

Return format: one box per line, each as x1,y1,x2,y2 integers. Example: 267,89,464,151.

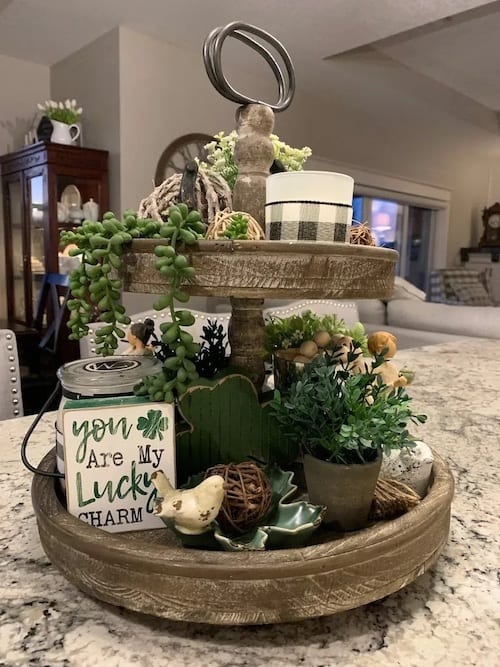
201,130,312,190
37,99,83,125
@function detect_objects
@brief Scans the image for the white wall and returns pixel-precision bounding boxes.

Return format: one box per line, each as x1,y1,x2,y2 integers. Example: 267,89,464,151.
118,27,286,213
0,54,50,318
51,28,121,213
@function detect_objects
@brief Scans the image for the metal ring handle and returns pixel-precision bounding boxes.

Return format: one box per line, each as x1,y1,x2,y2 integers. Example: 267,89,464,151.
204,27,285,107
203,21,295,111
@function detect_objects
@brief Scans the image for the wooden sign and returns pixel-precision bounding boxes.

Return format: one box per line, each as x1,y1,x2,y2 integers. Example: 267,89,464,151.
176,372,299,484
61,396,175,533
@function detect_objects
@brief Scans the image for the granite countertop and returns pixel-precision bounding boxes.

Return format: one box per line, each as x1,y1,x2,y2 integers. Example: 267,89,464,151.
1,339,499,667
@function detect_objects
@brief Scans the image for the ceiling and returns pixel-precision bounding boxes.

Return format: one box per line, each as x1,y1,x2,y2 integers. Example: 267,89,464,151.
1,0,500,111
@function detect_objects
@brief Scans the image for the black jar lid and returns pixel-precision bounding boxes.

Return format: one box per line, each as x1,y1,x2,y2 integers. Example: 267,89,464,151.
57,356,161,398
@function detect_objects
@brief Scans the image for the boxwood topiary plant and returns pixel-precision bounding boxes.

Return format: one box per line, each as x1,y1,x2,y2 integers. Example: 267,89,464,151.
60,203,206,403
271,345,427,465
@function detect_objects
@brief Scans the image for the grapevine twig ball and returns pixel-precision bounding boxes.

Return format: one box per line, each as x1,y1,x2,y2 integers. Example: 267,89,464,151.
205,462,272,534
350,223,376,246
138,167,232,227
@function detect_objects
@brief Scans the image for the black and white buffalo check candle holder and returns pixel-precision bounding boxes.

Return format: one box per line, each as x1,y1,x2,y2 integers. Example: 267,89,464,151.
265,171,354,243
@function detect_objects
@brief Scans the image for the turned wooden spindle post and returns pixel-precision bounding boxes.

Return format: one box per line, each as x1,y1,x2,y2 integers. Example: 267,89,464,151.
228,104,275,387
232,104,275,232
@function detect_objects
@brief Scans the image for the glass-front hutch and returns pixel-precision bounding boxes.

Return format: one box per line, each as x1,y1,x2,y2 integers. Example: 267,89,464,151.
0,142,109,326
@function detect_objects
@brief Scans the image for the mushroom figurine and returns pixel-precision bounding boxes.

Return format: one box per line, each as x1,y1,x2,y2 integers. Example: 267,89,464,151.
367,331,408,389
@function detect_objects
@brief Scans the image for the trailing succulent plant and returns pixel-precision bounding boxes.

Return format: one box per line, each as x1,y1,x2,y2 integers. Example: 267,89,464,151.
61,203,206,402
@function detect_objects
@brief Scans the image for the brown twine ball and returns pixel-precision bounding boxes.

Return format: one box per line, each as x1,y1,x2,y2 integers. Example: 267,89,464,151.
350,222,376,246
205,462,272,534
370,478,421,520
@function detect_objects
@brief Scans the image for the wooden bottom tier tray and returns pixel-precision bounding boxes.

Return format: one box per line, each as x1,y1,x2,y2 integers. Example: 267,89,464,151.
32,449,454,626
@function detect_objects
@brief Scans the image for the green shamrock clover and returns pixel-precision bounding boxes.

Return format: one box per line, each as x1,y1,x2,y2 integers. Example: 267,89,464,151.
137,409,168,440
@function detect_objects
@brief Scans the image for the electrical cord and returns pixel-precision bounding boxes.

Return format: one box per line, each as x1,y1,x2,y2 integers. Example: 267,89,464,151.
21,380,64,478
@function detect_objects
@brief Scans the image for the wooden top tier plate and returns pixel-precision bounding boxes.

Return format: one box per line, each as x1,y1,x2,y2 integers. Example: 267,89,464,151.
122,240,398,300
33,448,453,626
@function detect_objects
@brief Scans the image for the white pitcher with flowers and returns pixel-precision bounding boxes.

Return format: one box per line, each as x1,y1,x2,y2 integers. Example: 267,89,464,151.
37,99,83,145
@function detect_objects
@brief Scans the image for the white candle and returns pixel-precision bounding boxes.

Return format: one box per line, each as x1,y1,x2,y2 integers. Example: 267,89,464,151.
265,171,355,243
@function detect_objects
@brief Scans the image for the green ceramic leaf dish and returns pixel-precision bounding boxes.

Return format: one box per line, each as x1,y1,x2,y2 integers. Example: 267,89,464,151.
162,466,326,552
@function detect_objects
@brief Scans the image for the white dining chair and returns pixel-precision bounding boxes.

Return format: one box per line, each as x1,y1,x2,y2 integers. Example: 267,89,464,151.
263,299,361,326
79,309,232,358
0,329,24,419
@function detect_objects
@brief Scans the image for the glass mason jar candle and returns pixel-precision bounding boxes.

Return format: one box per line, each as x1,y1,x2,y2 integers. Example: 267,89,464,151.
56,355,177,532
56,355,163,488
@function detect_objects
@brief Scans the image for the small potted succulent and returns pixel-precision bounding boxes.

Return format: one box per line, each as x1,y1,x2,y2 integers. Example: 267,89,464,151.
264,310,368,393
271,344,427,531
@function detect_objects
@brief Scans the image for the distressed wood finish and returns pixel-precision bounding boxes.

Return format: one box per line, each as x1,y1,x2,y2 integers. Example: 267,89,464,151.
32,449,454,625
122,240,397,385
121,240,396,385
228,297,266,386
232,104,275,231
122,240,397,299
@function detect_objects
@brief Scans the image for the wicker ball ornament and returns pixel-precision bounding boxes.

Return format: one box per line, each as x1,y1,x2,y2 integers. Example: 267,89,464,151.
350,222,376,246
137,166,232,227
205,462,272,534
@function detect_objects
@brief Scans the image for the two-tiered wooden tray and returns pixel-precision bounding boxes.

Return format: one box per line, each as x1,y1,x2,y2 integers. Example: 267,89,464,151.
31,240,454,624
31,33,454,623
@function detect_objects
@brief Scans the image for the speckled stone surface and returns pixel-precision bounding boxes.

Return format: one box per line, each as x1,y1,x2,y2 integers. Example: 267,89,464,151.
1,339,499,666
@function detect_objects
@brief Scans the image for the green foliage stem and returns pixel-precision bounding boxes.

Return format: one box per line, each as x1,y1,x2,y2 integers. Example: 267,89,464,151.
264,310,368,358
61,204,205,403
135,204,206,402
61,210,165,355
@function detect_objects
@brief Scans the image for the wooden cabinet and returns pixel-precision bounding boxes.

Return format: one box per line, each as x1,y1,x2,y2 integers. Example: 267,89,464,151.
0,142,108,326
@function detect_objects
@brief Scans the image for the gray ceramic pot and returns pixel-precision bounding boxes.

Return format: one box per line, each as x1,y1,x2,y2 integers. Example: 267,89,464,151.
303,451,382,532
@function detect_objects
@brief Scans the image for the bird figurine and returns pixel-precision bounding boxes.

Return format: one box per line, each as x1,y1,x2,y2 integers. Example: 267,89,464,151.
151,470,225,535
